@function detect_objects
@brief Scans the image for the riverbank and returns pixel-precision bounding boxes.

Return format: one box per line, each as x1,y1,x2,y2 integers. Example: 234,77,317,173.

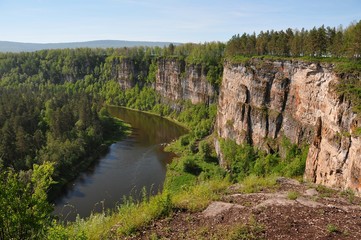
53,106,187,221
49,98,361,239
55,137,229,238
107,104,190,131
49,114,132,201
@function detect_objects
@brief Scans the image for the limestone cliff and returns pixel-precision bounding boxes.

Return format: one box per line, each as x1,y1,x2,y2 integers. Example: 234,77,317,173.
111,58,216,104
155,58,216,104
216,59,361,193
108,57,147,89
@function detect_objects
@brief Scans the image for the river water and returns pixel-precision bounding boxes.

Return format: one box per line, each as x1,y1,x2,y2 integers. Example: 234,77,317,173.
53,106,187,221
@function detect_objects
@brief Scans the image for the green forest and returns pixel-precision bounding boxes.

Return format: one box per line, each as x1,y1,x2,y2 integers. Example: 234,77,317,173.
0,20,361,239
225,20,361,58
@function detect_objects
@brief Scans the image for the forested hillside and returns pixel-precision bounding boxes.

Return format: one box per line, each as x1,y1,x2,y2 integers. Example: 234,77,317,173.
0,20,360,239
226,20,361,58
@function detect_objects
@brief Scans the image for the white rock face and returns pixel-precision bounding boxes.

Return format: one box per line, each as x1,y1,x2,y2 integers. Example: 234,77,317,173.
112,58,216,105
155,59,216,104
216,59,361,194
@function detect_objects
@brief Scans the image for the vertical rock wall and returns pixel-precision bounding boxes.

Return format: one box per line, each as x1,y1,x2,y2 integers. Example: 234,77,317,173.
111,57,216,104
110,56,361,193
216,59,361,193
155,58,216,104
109,58,148,89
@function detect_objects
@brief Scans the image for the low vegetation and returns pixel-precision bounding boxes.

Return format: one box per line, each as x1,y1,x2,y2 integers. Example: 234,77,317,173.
287,191,300,200
219,137,308,182
326,224,342,234
54,109,309,239
227,217,265,240
1,19,360,239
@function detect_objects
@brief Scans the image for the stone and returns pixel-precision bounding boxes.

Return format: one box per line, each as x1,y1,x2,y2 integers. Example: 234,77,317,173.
276,177,301,186
305,188,319,197
155,59,216,104
216,59,361,195
203,201,244,218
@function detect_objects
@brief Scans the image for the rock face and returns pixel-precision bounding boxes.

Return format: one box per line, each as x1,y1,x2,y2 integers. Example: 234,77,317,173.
155,58,216,104
110,56,361,193
109,58,147,89
216,59,361,194
111,58,216,104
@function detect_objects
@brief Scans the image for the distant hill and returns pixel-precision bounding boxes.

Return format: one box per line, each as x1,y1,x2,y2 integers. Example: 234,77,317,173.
0,40,179,52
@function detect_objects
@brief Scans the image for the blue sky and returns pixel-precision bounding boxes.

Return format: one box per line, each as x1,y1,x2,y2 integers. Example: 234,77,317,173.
0,0,360,43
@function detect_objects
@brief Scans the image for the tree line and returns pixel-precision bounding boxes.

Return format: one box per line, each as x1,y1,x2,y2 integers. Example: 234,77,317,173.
225,20,361,58
0,20,359,237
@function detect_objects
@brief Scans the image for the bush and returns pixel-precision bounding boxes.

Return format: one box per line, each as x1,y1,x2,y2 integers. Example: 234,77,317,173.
180,135,190,146
183,157,202,176
0,163,54,240
219,137,308,182
241,175,278,193
287,191,300,200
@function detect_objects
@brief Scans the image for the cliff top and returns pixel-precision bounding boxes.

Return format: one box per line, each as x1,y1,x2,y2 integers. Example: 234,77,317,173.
227,55,361,75
124,177,361,239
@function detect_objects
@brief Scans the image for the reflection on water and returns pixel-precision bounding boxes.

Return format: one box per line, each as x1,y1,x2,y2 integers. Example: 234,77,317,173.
53,106,187,221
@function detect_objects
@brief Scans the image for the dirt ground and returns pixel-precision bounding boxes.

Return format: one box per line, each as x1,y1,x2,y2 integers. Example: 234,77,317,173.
125,178,361,239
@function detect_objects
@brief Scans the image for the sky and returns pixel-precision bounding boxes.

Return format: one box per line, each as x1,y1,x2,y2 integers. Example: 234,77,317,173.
0,0,360,43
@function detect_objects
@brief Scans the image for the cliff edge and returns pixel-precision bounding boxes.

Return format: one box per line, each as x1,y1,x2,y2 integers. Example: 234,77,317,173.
216,59,361,194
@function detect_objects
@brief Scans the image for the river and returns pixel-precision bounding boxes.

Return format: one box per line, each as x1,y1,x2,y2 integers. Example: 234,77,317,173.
53,106,187,221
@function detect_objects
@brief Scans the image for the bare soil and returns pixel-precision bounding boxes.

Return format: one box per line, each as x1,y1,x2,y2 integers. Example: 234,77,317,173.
125,178,361,239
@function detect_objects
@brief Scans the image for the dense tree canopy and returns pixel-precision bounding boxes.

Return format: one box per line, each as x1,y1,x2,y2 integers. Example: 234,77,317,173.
225,20,361,59
0,163,54,239
0,19,360,238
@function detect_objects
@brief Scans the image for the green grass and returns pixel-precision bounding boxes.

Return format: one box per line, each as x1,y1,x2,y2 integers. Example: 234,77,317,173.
327,224,342,234
60,177,229,239
227,216,265,240
334,60,361,75
171,179,229,212
185,215,265,240
100,115,131,145
61,191,173,239
228,55,361,75
240,175,278,193
335,77,361,115
287,191,300,200
228,55,252,64
316,185,337,198
340,188,356,204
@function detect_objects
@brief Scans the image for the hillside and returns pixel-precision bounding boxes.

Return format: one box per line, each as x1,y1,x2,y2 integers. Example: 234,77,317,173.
0,20,361,239
0,40,179,52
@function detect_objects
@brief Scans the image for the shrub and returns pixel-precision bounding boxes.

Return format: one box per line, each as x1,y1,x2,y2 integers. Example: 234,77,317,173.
228,216,265,240
287,191,300,200
327,224,341,234
220,137,309,182
183,157,202,176
241,175,278,193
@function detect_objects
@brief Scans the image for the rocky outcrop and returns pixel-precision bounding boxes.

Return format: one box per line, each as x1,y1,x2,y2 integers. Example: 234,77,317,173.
216,59,361,194
108,57,147,89
155,58,216,104
109,56,361,193
111,58,216,104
